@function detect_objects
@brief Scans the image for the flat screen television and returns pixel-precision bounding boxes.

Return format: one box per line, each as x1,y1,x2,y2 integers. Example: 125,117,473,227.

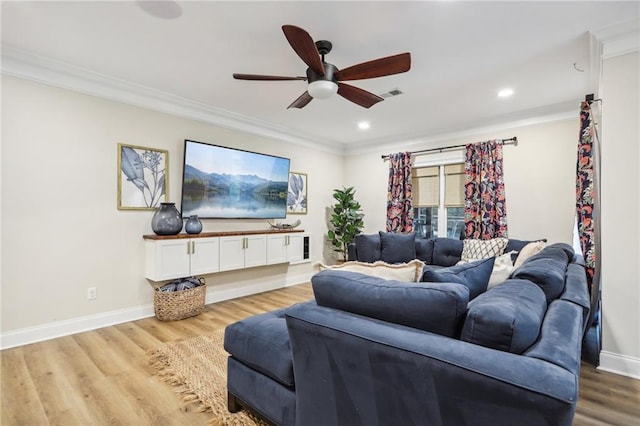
180,140,291,219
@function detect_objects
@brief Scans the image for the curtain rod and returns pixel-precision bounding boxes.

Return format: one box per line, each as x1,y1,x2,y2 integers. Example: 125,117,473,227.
381,137,518,161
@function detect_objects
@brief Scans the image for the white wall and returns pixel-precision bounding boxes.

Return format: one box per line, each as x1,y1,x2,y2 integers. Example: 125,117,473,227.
345,118,579,245
599,51,640,377
1,75,342,339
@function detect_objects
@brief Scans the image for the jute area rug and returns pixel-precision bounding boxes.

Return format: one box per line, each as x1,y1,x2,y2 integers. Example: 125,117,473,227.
148,329,268,426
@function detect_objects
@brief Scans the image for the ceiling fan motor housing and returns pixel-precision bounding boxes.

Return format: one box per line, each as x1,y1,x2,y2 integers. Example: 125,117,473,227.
306,62,338,84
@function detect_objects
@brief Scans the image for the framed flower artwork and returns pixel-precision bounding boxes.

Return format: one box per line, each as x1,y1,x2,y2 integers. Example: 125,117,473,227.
287,172,307,214
117,143,168,210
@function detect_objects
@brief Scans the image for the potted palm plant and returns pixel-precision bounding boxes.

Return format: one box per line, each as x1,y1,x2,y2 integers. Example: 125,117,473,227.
328,186,365,261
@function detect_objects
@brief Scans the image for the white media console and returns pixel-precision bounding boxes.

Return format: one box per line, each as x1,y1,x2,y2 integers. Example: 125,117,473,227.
143,229,310,282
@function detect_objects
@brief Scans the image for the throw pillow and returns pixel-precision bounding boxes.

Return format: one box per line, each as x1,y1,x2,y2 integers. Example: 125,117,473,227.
379,231,417,264
317,259,425,282
421,257,495,300
415,238,435,264
460,238,508,262
487,251,516,289
513,240,547,269
354,233,381,263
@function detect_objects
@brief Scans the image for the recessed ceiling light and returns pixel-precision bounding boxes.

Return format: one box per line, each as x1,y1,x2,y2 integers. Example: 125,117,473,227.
358,121,370,130
498,88,514,98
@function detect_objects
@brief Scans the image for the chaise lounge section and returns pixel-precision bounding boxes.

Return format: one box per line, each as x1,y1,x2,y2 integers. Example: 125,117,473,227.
224,235,590,426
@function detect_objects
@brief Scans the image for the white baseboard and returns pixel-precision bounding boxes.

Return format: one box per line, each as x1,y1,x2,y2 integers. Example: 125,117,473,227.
1,273,314,351
0,304,156,350
598,350,640,379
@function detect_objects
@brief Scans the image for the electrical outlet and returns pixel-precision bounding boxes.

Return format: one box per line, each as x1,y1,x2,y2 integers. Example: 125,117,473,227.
87,287,97,300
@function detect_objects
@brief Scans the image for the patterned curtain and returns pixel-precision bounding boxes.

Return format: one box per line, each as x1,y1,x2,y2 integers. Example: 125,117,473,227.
464,140,508,239
386,152,414,233
577,101,598,290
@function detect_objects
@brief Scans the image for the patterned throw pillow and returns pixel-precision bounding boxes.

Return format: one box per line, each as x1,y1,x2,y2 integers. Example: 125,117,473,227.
461,238,508,263
316,259,425,282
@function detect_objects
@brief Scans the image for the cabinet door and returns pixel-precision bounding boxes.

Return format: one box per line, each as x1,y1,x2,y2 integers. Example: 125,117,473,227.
245,235,267,268
219,236,246,272
286,234,304,263
266,234,288,265
190,237,220,276
146,239,190,281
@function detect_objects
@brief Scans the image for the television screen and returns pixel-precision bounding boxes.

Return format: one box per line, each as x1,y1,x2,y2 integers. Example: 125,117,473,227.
180,140,291,219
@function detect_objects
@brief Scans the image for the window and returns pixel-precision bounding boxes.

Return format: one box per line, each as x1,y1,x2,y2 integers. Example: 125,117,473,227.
412,162,465,239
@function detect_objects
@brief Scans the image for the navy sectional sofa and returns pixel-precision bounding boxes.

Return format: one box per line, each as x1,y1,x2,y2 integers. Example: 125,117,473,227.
224,234,590,426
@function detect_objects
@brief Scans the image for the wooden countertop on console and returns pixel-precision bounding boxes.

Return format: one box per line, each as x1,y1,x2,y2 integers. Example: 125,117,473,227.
143,228,305,240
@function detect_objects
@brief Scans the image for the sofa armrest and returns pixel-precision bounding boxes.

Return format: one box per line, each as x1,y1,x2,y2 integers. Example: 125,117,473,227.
286,304,578,426
561,262,591,331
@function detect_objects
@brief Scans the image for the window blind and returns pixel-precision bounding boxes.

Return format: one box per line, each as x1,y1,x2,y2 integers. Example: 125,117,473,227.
412,166,439,207
445,163,465,207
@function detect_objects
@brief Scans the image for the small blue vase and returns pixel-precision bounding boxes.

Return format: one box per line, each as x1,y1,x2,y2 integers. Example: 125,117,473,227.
151,203,183,235
185,215,203,234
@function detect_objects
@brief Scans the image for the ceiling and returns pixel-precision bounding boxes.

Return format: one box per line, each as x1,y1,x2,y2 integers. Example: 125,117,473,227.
1,1,638,153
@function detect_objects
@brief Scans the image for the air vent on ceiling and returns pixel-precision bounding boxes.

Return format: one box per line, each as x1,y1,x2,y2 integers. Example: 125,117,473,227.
379,88,404,98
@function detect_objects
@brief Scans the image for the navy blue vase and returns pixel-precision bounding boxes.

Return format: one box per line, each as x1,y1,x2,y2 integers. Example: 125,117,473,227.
151,203,183,235
185,215,203,234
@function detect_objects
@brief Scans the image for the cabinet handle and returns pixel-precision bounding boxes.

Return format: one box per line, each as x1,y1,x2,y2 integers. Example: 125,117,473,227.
286,235,290,245
191,241,195,253
187,241,191,255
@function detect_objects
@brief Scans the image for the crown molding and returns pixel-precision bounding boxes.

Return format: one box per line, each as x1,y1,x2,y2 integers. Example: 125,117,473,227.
0,45,344,155
593,18,640,58
344,104,576,157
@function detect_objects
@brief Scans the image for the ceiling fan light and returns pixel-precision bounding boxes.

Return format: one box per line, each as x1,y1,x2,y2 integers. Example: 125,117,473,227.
308,80,338,99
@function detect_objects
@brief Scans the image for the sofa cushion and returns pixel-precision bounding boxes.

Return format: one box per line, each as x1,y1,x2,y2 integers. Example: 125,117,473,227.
224,304,315,387
312,269,469,337
421,257,495,300
460,238,508,262
354,233,381,263
511,244,573,303
379,231,417,264
461,279,547,354
432,238,463,266
553,243,576,262
317,259,425,282
415,238,435,264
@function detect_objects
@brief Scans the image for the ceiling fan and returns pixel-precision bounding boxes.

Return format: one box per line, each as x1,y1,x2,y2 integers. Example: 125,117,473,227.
233,25,411,109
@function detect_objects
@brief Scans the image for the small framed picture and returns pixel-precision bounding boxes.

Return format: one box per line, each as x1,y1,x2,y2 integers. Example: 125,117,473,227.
287,172,307,215
117,143,168,210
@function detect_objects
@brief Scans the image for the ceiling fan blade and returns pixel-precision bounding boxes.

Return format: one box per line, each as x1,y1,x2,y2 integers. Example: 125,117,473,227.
287,91,313,109
233,73,306,81
336,53,411,81
282,25,324,76
337,83,384,109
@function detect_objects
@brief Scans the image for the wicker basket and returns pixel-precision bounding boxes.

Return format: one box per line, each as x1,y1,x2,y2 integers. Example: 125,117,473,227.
154,280,206,321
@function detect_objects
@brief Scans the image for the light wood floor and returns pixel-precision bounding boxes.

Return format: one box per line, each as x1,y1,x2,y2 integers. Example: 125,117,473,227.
2,283,638,425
